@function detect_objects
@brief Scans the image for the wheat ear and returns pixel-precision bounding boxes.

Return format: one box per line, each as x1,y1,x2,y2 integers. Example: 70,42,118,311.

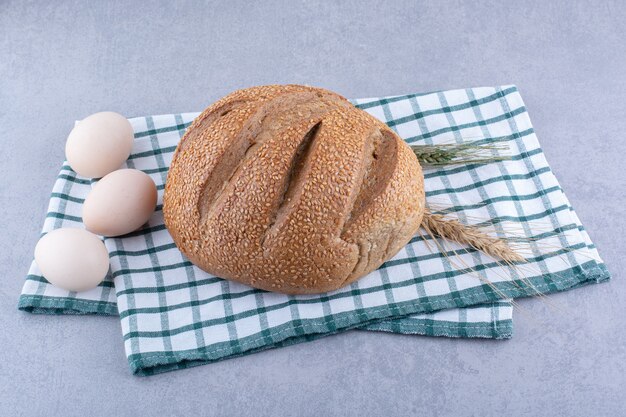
421,211,525,264
411,139,513,167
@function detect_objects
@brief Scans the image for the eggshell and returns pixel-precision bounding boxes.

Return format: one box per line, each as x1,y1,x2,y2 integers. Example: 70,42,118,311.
65,111,134,178
83,169,158,237
34,228,109,292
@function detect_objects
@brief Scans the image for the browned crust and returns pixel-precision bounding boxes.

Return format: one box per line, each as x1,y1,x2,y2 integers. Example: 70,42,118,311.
163,85,425,294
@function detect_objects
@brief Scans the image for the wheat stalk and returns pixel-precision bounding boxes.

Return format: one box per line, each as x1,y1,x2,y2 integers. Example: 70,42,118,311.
421,211,525,264
411,139,512,167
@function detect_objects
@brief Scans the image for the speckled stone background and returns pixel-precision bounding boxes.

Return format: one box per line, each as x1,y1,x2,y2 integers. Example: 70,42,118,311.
1,1,624,416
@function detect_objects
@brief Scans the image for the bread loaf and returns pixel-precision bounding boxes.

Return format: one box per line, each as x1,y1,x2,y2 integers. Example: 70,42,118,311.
163,85,425,294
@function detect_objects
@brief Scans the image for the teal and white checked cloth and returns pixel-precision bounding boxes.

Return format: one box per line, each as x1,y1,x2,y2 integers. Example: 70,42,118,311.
19,86,609,375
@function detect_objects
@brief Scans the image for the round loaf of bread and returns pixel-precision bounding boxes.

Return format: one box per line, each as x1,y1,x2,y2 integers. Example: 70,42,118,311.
163,85,425,294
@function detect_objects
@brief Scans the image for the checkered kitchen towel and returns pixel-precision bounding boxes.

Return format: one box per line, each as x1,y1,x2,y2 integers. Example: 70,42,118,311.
20,86,610,375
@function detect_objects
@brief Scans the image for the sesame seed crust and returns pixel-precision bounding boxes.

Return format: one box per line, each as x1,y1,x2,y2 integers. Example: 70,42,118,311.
163,85,425,294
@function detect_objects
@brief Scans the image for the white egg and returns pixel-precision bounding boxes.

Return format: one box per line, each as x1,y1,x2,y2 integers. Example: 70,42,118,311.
65,111,134,178
83,168,158,237
34,228,109,292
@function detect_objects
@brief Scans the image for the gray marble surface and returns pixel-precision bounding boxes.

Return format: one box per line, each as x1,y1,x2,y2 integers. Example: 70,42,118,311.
1,1,624,416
